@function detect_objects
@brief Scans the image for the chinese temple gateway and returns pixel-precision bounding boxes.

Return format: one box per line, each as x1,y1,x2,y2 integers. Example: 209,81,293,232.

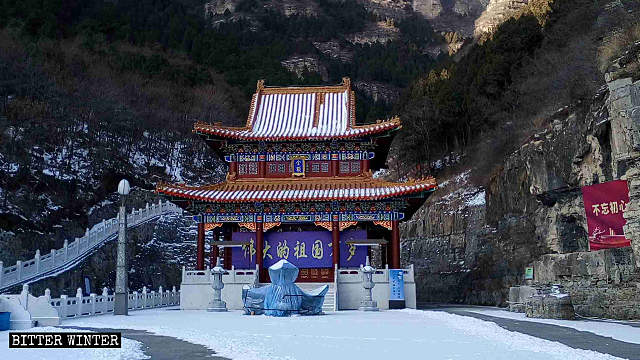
157,78,437,290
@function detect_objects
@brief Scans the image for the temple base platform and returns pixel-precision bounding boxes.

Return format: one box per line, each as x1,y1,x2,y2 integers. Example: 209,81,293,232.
179,265,416,311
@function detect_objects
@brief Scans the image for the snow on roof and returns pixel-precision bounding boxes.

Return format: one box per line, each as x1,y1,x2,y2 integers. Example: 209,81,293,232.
156,175,437,203
193,78,401,141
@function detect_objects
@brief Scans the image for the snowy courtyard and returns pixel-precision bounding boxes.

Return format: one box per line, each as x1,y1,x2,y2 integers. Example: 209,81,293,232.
3,308,639,360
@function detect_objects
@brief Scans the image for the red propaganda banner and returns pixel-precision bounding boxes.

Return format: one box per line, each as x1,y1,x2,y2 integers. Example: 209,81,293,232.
581,180,630,250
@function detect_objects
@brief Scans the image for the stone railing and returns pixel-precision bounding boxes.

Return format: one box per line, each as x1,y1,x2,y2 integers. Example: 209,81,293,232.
51,286,180,320
336,264,415,284
0,284,180,329
181,266,259,285
0,200,182,292
336,264,417,310
180,266,259,310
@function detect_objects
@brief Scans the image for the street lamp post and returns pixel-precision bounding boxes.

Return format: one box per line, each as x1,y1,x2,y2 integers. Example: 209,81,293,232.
114,179,130,315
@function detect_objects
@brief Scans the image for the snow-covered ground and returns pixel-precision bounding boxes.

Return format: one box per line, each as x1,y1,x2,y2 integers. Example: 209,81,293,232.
462,307,640,345
22,308,623,360
0,326,147,360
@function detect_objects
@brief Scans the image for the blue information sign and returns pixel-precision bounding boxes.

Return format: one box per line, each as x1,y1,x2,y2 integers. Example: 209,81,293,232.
389,269,405,301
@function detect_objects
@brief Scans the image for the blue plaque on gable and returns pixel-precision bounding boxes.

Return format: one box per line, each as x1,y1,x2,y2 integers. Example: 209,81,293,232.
291,157,305,176
389,269,405,309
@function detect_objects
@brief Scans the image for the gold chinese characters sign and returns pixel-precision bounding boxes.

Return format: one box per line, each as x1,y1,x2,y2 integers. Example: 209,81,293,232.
230,230,368,268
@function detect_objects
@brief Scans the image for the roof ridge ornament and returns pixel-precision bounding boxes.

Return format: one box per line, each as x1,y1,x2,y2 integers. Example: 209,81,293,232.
342,77,351,90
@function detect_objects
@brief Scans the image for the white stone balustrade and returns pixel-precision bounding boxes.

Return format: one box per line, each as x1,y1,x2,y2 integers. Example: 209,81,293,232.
0,200,182,292
180,266,258,310
336,264,417,310
50,286,180,320
0,284,180,329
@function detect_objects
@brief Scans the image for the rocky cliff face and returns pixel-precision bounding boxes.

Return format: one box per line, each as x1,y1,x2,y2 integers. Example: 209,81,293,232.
412,0,488,36
281,56,329,81
400,171,491,303
473,0,528,37
609,73,640,268
400,48,640,317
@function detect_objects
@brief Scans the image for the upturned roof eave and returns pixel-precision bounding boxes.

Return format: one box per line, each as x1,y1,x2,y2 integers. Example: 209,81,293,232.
155,176,437,204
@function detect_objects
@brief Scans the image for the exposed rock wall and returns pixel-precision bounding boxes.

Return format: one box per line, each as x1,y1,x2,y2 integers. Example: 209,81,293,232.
474,0,528,37
347,21,399,45
401,69,640,318
281,56,329,81
608,77,640,267
533,248,640,319
399,173,492,304
410,0,488,36
353,81,400,104
205,0,237,17
401,202,486,303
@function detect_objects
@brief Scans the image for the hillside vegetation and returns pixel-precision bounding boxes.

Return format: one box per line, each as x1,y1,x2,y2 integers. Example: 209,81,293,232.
395,0,640,182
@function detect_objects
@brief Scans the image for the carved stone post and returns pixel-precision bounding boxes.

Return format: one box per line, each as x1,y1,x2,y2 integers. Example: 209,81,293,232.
90,293,96,315
60,294,68,318
16,260,22,280
142,286,148,309
359,256,378,311
207,258,227,312
34,249,40,273
20,284,29,310
76,288,83,317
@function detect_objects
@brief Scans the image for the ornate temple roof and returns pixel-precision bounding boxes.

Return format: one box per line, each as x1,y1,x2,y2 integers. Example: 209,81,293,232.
156,174,436,203
193,78,401,141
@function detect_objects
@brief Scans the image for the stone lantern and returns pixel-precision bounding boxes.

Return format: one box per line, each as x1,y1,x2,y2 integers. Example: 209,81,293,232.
359,256,378,311
114,179,130,315
207,257,227,312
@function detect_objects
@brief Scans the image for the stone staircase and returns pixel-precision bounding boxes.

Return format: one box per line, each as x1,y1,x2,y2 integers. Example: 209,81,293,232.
295,282,336,313
0,201,182,293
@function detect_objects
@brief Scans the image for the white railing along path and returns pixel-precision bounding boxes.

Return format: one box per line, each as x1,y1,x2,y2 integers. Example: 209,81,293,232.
0,200,182,292
0,284,180,329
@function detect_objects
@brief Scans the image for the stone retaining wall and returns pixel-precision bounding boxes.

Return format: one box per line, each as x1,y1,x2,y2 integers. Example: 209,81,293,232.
532,248,640,319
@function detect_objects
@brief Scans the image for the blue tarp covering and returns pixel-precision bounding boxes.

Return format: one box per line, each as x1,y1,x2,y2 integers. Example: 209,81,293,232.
243,260,328,316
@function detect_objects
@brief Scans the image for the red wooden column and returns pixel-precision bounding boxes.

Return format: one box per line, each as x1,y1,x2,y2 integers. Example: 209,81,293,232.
332,220,340,268
223,224,233,270
196,220,205,270
255,222,264,273
210,228,220,268
258,154,266,177
330,152,339,176
390,220,400,269
230,161,238,176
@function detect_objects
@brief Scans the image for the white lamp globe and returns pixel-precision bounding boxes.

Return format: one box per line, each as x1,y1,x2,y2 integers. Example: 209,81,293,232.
117,179,131,195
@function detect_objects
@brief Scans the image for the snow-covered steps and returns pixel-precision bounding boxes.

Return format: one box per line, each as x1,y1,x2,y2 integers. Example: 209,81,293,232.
295,282,336,313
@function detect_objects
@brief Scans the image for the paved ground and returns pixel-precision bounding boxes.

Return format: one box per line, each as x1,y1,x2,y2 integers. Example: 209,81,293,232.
61,326,228,360
420,305,640,360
